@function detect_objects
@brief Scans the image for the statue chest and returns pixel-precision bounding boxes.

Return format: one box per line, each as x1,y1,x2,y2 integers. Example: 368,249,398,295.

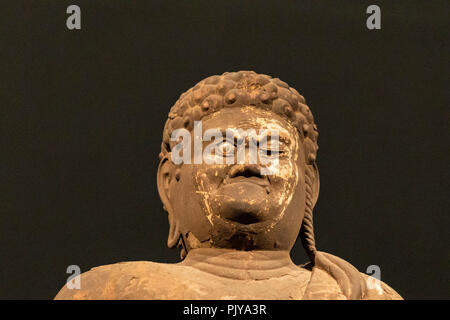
112,265,312,300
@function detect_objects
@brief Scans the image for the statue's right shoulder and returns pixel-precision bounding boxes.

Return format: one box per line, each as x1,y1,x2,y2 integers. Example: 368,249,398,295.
54,261,191,300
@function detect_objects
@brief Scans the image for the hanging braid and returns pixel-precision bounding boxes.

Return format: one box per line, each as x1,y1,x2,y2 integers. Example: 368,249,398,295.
300,160,365,299
300,165,317,263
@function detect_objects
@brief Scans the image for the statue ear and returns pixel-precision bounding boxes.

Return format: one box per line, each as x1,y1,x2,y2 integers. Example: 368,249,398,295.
310,163,320,207
157,155,173,210
157,155,181,248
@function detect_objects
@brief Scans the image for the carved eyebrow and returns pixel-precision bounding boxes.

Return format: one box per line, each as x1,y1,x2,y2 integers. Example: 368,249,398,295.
259,132,291,146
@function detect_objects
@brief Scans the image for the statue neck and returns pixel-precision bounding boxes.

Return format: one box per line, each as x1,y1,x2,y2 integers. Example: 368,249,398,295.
181,248,299,280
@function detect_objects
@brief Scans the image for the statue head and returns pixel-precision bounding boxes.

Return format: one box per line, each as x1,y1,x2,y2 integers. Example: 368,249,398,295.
157,71,319,260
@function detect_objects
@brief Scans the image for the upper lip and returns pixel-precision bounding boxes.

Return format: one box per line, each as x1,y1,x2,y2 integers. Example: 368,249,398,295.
224,165,270,187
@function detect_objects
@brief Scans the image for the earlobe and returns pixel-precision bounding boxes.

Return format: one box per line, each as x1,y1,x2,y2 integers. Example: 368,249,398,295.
157,155,181,248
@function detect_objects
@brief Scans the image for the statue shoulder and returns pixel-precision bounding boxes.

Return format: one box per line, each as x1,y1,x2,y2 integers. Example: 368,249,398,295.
54,261,190,300
304,251,403,300
359,272,403,300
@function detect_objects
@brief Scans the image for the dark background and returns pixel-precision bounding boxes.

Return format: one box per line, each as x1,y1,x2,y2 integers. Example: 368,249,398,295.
1,1,448,299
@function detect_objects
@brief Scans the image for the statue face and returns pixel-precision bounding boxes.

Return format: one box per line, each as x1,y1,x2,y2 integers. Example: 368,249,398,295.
162,106,313,251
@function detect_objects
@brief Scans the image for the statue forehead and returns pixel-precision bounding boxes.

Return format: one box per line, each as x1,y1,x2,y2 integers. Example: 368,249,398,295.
201,106,298,135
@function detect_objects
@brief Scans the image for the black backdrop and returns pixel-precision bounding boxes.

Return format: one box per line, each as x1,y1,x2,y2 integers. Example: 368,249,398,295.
1,1,448,299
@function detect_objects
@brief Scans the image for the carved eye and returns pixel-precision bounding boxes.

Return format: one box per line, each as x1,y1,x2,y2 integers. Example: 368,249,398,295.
259,147,281,157
259,137,284,157
216,140,235,157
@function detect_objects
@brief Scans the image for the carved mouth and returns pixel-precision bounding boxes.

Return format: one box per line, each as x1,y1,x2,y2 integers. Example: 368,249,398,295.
225,211,261,225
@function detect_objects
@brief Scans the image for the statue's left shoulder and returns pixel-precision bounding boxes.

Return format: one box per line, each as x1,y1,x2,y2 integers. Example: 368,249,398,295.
304,251,403,300
359,272,403,300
